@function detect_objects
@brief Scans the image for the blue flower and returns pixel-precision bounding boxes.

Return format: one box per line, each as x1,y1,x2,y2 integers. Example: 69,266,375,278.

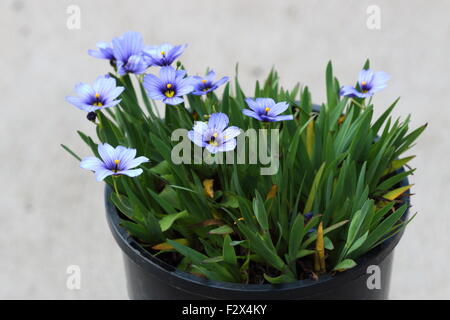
111,31,149,75
80,143,149,181
144,43,187,67
242,98,293,122
191,70,229,95
88,41,114,61
66,75,124,112
143,66,194,105
188,113,241,154
340,69,390,98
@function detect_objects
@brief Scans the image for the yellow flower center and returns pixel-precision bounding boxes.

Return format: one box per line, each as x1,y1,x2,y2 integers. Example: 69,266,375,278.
113,159,120,172
165,90,175,98
93,93,102,106
201,79,207,83
361,81,368,93
265,107,270,113
166,83,172,89
209,132,219,146
161,50,166,55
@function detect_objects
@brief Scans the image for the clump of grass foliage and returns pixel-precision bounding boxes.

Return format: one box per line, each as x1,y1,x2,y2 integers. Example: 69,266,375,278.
64,59,425,284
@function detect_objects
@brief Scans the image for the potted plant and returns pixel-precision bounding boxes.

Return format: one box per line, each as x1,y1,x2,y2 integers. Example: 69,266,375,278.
63,31,425,300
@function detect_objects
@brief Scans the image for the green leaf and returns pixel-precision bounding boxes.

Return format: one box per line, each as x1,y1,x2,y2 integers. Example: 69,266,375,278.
253,191,269,231
111,193,142,222
209,225,234,235
159,210,188,232
347,231,368,256
333,259,357,271
60,144,81,161
288,213,304,265
303,163,326,214
223,235,238,266
324,236,334,250
264,273,296,284
325,61,338,109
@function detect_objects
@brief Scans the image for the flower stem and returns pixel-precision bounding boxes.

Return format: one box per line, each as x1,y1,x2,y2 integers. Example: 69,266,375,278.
113,177,120,199
351,99,366,110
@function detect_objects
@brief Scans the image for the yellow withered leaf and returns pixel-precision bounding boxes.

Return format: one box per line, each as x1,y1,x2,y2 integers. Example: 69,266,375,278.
266,184,278,200
203,179,214,198
382,185,413,201
383,156,416,175
151,238,188,251
314,222,326,273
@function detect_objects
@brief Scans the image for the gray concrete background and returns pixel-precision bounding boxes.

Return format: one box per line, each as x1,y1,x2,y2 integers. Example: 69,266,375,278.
0,0,448,299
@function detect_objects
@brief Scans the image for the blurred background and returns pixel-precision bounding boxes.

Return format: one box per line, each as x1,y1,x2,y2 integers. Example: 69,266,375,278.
0,0,448,299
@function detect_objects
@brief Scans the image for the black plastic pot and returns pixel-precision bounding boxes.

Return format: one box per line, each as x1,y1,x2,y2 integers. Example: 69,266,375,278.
105,174,410,300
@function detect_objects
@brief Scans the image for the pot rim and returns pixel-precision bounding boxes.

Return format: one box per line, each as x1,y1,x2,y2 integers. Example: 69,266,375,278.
105,170,410,295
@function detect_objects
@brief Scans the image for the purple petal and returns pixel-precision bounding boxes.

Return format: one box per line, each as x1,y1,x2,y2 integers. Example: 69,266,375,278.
188,130,207,147
143,74,166,100
160,66,176,84
101,99,121,110
340,86,363,98
115,146,137,168
88,49,106,59
370,71,390,92
192,121,208,134
242,109,263,121
98,143,116,168
126,156,149,169
274,115,294,121
217,139,237,152
213,76,229,88
125,55,148,74
255,98,275,107
205,144,220,154
120,169,144,178
164,97,184,105
176,81,194,96
358,69,374,85
268,101,289,116
74,83,94,100
175,69,187,80
245,98,264,113
222,126,241,141
65,96,84,109
80,156,105,171
93,76,115,96
105,86,125,101
112,31,144,62
95,169,114,182
167,44,187,62
208,113,229,131
205,70,216,81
